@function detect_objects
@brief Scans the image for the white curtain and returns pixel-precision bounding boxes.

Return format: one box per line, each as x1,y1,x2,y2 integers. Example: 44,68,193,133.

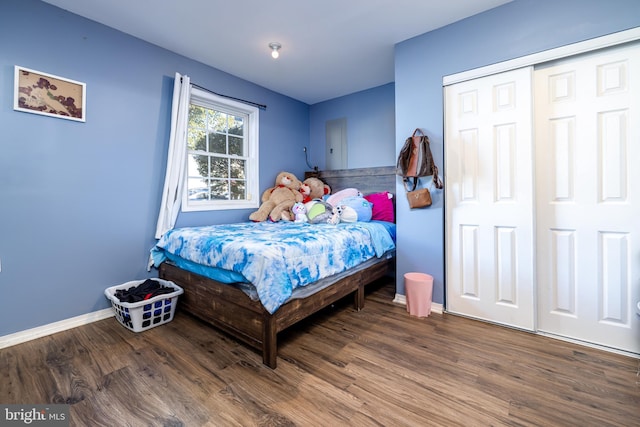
154,73,190,239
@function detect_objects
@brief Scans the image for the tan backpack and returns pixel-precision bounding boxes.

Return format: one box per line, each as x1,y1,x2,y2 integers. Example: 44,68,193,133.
396,128,443,191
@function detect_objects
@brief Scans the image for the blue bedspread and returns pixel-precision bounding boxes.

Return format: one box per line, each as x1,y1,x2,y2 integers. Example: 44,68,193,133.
151,221,395,313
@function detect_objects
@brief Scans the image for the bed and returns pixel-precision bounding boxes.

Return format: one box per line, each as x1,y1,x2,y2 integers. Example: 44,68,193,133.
153,166,396,368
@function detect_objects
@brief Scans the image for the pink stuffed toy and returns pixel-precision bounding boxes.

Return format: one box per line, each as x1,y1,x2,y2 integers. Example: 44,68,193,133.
326,188,362,207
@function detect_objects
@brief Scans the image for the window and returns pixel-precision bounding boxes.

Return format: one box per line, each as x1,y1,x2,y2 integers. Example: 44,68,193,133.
182,87,259,211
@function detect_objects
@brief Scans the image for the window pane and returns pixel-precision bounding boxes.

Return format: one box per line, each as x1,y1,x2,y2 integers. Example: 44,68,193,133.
230,158,245,179
231,180,246,200
208,132,226,154
211,157,228,178
208,111,227,133
187,177,208,200
229,117,244,135
189,105,206,129
229,136,243,156
188,129,206,151
188,154,208,179
210,180,229,200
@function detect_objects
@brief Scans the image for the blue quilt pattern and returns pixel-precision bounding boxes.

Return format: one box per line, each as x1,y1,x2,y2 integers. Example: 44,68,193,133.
152,221,395,313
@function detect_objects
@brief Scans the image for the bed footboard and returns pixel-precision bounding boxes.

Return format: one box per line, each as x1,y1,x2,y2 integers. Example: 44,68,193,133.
159,256,393,368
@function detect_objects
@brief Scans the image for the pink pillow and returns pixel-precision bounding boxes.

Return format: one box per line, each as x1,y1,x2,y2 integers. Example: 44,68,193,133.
364,192,394,222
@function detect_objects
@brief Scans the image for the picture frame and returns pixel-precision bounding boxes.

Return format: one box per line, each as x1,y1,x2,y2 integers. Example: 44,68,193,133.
14,65,86,122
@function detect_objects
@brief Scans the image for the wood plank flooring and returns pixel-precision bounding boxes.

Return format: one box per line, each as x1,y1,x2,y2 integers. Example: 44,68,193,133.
1,278,639,426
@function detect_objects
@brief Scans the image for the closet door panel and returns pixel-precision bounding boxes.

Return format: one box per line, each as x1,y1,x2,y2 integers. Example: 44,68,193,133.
535,43,640,354
445,67,535,330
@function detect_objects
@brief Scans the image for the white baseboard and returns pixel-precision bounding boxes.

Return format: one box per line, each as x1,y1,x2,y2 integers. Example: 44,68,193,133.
393,293,444,315
392,293,407,305
0,308,114,350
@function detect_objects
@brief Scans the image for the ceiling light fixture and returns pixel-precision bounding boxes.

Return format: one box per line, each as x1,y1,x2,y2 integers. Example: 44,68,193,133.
269,42,281,59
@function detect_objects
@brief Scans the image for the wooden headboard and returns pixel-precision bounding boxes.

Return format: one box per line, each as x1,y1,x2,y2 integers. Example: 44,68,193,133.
305,166,396,195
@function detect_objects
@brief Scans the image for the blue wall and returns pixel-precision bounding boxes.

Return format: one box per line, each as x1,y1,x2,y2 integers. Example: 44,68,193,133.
0,0,310,336
394,0,640,304
4,0,639,339
309,83,395,169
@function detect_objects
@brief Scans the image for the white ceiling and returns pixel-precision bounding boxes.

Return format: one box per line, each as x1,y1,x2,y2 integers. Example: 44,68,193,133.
42,0,511,104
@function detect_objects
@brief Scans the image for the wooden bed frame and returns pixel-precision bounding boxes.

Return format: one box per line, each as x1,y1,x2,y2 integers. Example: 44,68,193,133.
159,166,396,368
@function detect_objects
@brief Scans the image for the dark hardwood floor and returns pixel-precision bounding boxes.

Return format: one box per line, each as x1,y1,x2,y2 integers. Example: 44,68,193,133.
1,278,639,426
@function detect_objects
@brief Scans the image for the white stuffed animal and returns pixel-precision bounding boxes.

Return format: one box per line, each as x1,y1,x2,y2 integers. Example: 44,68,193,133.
292,202,308,223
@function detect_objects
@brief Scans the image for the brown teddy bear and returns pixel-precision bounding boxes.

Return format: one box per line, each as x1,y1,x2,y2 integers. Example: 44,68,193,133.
300,177,331,204
249,171,303,222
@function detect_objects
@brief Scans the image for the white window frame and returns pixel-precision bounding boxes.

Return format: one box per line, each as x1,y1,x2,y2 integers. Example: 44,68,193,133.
181,87,259,212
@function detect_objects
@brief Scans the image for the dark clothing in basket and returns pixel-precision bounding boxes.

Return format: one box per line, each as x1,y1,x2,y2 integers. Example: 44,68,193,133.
114,279,175,303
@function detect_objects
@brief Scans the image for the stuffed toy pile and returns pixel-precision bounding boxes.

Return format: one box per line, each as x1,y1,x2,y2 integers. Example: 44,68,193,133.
249,172,374,224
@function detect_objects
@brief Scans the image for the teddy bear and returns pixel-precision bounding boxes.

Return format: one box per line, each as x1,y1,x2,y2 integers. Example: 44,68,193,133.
249,171,303,222
299,177,331,204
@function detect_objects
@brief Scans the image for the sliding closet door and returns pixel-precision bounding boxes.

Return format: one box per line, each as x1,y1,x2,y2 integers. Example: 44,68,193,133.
445,67,535,331
535,43,640,354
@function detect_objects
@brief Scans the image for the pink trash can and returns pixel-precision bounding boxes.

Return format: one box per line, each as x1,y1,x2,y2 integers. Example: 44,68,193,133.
404,272,433,317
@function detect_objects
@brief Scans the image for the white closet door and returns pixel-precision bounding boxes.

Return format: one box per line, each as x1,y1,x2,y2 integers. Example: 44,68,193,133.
535,43,640,354
445,67,535,331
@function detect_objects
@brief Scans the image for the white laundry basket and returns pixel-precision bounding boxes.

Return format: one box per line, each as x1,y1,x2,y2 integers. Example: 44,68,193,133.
104,279,183,333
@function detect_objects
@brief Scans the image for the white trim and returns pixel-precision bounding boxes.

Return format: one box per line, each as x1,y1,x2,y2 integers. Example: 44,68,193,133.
393,293,444,315
0,308,114,349
181,87,260,212
392,293,406,305
443,27,640,86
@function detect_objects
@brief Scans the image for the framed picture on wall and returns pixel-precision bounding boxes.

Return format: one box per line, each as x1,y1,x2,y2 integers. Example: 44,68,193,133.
14,65,86,122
